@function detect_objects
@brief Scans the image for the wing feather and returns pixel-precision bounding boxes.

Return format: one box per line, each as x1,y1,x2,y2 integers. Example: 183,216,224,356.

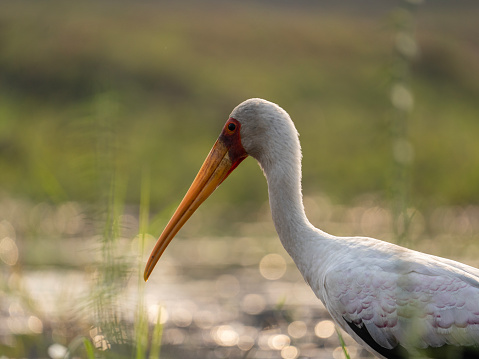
323,250,479,356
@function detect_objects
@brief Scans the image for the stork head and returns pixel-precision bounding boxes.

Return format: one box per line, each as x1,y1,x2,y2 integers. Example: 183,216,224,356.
144,98,300,281
231,98,300,171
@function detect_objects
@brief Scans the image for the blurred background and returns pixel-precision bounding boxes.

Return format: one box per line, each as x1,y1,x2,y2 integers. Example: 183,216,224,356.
0,0,478,358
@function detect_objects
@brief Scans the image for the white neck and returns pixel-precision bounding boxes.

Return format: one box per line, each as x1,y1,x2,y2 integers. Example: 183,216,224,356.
261,152,319,260
260,153,338,298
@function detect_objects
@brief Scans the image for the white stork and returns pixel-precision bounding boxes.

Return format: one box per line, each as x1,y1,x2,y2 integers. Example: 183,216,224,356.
144,98,479,358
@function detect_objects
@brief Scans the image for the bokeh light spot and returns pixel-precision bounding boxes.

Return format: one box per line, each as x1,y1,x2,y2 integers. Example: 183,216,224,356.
390,83,414,112
287,320,307,338
28,315,43,334
0,220,15,239
171,307,192,327
241,293,266,315
269,334,290,350
212,325,239,346
194,310,215,329
216,274,240,298
237,335,255,351
314,320,336,339
0,236,18,266
281,345,299,359
148,304,168,324
259,253,286,280
48,343,68,359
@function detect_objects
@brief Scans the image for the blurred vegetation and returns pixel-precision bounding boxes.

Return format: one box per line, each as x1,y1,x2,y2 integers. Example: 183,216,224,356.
1,0,478,214
0,1,479,358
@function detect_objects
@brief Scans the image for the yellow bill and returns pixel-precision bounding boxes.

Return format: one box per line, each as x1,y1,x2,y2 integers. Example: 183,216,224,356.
144,118,247,281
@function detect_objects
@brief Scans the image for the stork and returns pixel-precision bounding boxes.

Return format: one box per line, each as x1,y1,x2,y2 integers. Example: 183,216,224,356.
144,98,479,358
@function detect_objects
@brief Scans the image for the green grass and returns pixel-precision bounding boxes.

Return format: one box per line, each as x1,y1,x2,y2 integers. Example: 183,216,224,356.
0,1,478,212
336,327,351,359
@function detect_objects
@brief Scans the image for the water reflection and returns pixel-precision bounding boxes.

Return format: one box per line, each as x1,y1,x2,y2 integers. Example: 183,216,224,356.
216,274,240,298
164,328,186,345
259,253,287,280
0,236,18,266
269,333,290,349
27,316,43,334
281,345,299,359
288,321,307,339
237,334,255,351
241,294,266,315
0,220,18,266
147,304,168,325
171,307,193,327
314,320,336,339
212,325,239,346
47,343,68,359
0,195,477,358
194,310,215,329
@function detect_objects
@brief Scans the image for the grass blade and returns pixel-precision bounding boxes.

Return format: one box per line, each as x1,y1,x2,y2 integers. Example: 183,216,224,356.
83,338,96,359
149,306,164,359
336,327,351,359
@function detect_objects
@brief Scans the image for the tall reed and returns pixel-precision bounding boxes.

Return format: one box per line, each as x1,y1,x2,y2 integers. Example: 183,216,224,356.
389,0,421,246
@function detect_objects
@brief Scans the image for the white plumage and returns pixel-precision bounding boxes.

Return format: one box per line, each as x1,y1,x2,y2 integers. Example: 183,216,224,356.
145,98,479,358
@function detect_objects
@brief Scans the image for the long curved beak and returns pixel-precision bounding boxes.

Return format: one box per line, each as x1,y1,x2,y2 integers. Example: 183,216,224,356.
144,124,247,281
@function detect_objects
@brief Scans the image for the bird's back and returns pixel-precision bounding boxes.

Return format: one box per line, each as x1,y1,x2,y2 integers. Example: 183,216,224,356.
317,236,479,358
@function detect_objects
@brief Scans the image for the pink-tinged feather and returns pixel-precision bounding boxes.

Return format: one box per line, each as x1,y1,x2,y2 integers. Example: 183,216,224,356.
436,310,455,329
455,308,469,328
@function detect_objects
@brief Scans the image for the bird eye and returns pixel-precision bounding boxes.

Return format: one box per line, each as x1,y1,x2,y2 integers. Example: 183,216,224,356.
228,123,236,132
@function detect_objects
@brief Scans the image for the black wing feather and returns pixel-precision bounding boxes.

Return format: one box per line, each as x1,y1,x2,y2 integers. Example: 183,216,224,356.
344,318,479,359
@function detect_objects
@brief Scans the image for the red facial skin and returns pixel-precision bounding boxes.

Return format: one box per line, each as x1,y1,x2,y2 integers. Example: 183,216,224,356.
219,118,248,182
